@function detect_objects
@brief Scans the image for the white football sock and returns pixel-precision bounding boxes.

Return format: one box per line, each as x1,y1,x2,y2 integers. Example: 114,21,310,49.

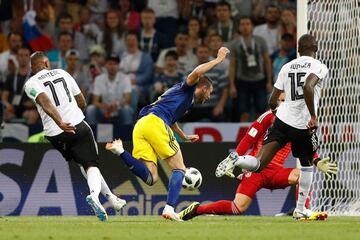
296,166,313,211
80,166,116,200
99,175,116,200
236,155,260,171
86,167,102,198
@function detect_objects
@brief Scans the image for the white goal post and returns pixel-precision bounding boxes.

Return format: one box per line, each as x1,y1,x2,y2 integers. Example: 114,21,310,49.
298,0,360,216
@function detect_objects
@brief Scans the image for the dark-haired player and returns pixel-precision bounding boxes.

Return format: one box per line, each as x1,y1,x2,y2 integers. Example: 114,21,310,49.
24,52,126,222
216,33,331,220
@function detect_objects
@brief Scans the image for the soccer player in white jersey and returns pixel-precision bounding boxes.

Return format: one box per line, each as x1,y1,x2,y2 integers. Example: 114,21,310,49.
216,34,331,220
24,51,126,221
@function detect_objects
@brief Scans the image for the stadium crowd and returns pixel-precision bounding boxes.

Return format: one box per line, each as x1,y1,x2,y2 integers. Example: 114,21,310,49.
0,0,297,125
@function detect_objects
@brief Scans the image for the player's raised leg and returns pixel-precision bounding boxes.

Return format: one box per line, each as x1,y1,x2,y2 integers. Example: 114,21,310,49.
215,152,259,177
106,139,156,186
216,141,281,177
106,114,169,186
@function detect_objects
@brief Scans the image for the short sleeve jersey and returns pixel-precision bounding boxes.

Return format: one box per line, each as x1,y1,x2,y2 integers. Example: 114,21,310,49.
24,69,84,136
236,111,292,167
274,56,329,129
138,80,196,126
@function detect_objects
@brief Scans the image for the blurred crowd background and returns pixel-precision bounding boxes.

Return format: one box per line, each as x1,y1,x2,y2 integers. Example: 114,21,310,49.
0,0,297,126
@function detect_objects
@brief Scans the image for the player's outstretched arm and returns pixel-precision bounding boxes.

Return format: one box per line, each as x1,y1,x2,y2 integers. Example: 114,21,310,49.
186,47,230,86
36,93,76,134
304,73,320,129
171,122,199,142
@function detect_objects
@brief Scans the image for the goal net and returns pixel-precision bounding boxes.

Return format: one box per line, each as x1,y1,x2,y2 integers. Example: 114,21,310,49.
307,0,360,216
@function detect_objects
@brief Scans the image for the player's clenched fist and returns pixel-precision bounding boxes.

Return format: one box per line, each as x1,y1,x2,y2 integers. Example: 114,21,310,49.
216,47,230,61
307,116,318,130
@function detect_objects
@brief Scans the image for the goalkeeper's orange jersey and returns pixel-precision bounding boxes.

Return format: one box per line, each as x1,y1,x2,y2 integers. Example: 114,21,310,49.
235,110,319,167
235,111,291,167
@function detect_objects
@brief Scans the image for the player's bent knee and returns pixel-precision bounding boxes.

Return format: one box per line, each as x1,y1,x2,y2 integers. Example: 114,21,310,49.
288,169,300,185
149,174,159,185
165,152,186,171
233,194,251,213
233,200,247,213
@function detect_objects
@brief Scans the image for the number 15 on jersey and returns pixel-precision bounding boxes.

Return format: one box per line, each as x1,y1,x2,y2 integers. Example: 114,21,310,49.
289,72,306,101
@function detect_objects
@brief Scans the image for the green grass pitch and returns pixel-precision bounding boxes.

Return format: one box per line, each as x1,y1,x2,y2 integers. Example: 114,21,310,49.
1,216,359,240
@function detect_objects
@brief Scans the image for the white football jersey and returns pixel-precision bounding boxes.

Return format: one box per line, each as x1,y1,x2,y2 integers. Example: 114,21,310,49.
25,69,84,136
274,56,329,129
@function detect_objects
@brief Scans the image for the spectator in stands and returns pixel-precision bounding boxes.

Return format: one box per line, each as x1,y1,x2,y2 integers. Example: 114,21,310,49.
130,0,147,12
156,32,197,75
65,49,90,99
103,9,127,57
56,12,89,62
2,46,39,124
227,0,255,20
208,1,238,43
253,5,281,56
33,0,56,37
0,25,9,53
0,0,12,35
252,0,267,25
280,8,296,48
180,0,204,20
271,33,296,80
120,31,153,107
180,0,213,31
187,17,203,51
151,50,183,102
276,0,296,9
57,0,83,25
76,7,103,47
118,0,141,31
47,31,73,69
0,32,22,80
84,45,106,96
139,8,169,62
86,54,133,125
86,0,108,24
180,45,228,122
229,16,272,122
208,33,229,75
147,0,179,44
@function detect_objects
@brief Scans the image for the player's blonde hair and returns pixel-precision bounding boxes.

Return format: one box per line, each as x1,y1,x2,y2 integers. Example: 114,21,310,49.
197,75,213,88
